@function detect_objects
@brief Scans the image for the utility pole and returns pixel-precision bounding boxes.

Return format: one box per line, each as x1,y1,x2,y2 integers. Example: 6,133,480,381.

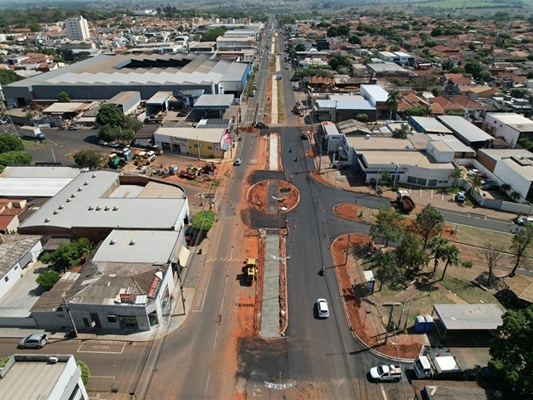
0,85,19,137
196,136,201,160
62,295,78,338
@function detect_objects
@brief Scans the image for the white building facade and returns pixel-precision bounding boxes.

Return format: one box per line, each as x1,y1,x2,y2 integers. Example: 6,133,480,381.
65,16,90,41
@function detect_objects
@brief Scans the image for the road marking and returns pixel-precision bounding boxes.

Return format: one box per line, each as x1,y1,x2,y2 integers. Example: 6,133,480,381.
206,257,241,263
77,341,126,354
380,383,388,399
205,371,211,396
92,376,116,381
219,270,230,315
213,330,218,351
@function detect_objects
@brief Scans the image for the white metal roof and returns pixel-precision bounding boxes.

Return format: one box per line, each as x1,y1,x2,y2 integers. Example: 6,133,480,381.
93,230,180,264
437,116,494,143
410,116,452,134
433,304,503,331
2,166,80,179
147,91,173,105
360,84,389,102
362,150,454,169
155,127,224,142
426,135,476,153
19,171,187,231
487,112,533,132
194,94,234,108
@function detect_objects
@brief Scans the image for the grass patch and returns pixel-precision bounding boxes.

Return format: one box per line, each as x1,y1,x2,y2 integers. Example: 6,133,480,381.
440,275,504,309
21,139,45,150
277,81,285,122
451,224,513,249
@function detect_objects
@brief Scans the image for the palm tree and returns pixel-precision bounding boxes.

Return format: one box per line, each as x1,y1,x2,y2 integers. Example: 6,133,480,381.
427,237,450,274
448,167,463,189
440,245,461,281
510,191,521,202
392,123,412,139
386,89,401,120
372,250,401,291
500,183,511,194
468,174,483,195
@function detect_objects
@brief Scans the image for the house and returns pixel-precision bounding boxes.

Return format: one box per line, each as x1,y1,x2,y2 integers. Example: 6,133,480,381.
483,112,533,148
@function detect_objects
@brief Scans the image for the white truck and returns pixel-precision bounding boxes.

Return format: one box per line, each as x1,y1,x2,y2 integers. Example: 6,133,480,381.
19,126,45,141
370,365,402,382
412,346,488,380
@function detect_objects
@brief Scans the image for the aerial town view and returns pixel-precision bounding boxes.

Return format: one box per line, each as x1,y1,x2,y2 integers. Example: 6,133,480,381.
0,0,531,399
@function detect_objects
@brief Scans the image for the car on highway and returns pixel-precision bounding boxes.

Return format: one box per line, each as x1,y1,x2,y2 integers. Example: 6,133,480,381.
18,333,48,349
317,298,329,318
516,216,533,226
234,158,242,166
98,140,108,146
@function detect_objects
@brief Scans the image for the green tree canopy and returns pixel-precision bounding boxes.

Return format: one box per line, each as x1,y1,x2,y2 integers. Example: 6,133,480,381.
386,89,401,120
73,149,103,169
36,270,60,290
328,54,351,71
510,223,533,276
372,250,403,291
369,206,405,247
191,210,216,234
40,238,94,271
0,134,24,153
57,91,71,103
464,59,483,79
0,70,23,85
395,231,429,273
96,104,126,128
295,43,306,52
77,360,91,386
201,26,227,41
392,123,412,139
489,305,533,398
412,204,445,249
0,151,32,166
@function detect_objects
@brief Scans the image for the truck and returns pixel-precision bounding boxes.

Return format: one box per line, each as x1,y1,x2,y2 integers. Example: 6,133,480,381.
412,346,487,380
396,190,415,213
369,365,402,382
19,126,45,141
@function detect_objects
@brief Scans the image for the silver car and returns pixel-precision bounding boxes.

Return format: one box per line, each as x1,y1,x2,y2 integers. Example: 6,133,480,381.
317,298,329,318
18,333,48,349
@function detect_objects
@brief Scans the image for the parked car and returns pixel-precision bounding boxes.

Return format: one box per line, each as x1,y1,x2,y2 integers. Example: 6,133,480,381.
18,333,48,349
68,125,78,130
317,298,329,318
109,142,120,148
301,133,308,140
455,192,465,203
98,140,108,146
234,158,242,166
516,216,533,226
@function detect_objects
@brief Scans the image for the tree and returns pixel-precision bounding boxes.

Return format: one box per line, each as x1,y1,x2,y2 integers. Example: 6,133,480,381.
57,91,71,103
372,250,403,291
0,151,32,166
427,237,449,274
28,22,42,32
489,305,533,398
36,270,60,290
464,59,483,79
0,134,24,153
395,232,429,273
191,210,216,236
439,244,461,280
468,173,483,195
201,26,227,41
449,167,463,189
392,123,412,139
40,238,94,272
441,59,455,71
500,183,511,194
348,35,361,45
412,204,445,249
328,54,350,71
0,70,23,85
355,113,368,122
386,89,401,120
431,87,443,97
369,206,405,247
96,104,126,128
483,242,505,286
510,223,533,276
73,149,103,169
77,360,90,385
295,43,306,52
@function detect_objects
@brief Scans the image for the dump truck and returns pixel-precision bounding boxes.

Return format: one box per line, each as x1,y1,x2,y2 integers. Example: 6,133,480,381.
397,190,415,213
412,346,488,380
245,258,257,282
370,365,402,382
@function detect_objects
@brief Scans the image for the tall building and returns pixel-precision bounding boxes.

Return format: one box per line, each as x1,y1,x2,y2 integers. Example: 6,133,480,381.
65,16,90,41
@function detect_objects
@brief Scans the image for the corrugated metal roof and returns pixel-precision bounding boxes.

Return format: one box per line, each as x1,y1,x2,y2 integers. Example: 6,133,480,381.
2,166,80,179
437,116,494,143
147,91,173,105
0,235,41,279
488,112,533,132
194,94,234,108
433,304,503,331
410,116,452,134
155,127,224,142
505,275,533,303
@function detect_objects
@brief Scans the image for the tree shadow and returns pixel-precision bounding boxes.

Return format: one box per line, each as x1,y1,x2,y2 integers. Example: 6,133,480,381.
473,271,507,292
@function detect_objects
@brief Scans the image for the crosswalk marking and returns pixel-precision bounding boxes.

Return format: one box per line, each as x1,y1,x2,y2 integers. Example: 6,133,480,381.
206,257,242,263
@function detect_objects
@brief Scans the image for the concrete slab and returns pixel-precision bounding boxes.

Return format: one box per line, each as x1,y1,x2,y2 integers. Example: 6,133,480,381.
267,180,278,215
269,135,279,170
0,262,45,318
260,230,280,338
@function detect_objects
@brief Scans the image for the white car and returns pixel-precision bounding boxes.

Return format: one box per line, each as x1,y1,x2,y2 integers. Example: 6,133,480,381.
234,158,242,166
516,216,533,226
317,298,329,318
98,140,108,146
18,333,48,349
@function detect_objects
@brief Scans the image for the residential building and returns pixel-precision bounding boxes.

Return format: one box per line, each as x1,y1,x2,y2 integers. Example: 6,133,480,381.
0,354,88,400
65,16,90,41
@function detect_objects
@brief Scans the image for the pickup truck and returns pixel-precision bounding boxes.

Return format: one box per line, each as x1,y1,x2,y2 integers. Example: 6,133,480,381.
370,365,402,382
396,190,415,213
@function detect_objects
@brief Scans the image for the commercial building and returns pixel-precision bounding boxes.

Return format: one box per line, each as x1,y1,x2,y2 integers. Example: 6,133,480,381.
483,112,533,148
0,354,88,400
0,166,80,198
154,126,230,158
437,115,495,149
65,16,90,41
104,91,142,116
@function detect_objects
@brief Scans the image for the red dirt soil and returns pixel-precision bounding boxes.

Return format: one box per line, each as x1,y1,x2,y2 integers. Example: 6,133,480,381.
248,179,299,214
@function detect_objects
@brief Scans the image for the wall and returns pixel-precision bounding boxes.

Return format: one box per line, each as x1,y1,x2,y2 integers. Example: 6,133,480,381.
0,263,23,299
485,114,519,147
426,141,454,163
187,138,225,159
494,161,530,200
0,316,36,327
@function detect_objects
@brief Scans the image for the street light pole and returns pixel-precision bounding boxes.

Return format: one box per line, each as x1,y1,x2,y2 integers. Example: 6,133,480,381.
196,136,201,160
375,169,380,194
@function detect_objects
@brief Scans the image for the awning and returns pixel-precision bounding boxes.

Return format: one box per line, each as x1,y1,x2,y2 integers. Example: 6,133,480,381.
177,245,190,267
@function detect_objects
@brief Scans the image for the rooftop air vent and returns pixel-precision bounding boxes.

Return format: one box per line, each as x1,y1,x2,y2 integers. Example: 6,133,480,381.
129,240,136,245
104,206,110,211
92,174,96,178
113,206,119,211
77,187,83,192
58,205,64,209
88,206,94,210
71,194,76,198
44,218,50,222
110,239,116,245
66,198,71,203
95,206,101,211
48,357,58,364
53,210,58,215
84,181,89,186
